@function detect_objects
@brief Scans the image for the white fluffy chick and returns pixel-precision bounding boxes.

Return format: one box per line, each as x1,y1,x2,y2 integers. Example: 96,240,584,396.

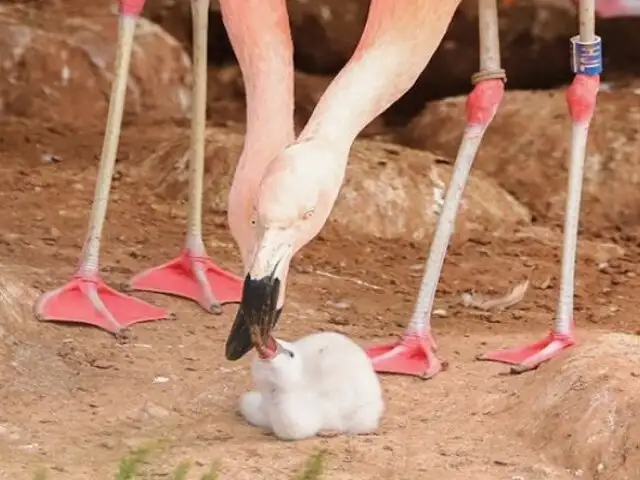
239,331,384,441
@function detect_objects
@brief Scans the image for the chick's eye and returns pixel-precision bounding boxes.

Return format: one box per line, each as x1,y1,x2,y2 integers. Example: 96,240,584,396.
287,350,295,358
303,209,314,220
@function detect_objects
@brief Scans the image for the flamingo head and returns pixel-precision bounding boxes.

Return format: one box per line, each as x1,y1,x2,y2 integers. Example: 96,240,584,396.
225,141,345,360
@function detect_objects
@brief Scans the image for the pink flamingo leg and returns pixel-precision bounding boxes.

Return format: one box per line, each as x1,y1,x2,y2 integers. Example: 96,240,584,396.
478,0,600,372
124,0,242,313
35,0,171,335
367,0,506,378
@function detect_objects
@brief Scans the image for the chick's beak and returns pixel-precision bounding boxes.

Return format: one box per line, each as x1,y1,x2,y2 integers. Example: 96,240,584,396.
225,229,293,361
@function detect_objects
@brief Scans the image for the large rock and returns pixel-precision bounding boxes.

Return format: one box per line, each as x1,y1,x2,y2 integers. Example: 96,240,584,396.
0,263,40,377
398,87,640,231
133,126,531,241
0,4,192,125
503,333,640,480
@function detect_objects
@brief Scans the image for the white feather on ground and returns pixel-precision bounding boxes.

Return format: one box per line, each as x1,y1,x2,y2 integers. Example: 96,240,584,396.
461,280,529,311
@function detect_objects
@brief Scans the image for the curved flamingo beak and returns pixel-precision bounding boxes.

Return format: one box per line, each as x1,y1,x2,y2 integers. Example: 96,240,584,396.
225,229,293,361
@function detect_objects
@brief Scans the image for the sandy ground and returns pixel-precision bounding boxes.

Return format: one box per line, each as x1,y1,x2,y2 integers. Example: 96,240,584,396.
0,2,639,479
0,118,638,480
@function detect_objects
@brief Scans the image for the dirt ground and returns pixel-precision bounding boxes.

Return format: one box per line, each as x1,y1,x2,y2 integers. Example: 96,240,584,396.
1,3,640,480
0,115,639,480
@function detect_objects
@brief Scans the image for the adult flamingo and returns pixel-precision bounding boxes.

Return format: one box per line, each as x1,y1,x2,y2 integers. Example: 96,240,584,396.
34,0,257,333
33,0,621,375
33,0,463,346
225,0,612,376
224,0,464,360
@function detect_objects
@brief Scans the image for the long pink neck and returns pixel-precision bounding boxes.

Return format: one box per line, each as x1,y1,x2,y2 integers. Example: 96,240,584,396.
221,0,295,178
300,0,461,147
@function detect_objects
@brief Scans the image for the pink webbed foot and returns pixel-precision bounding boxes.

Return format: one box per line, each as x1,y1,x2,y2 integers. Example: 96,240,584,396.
35,274,172,335
125,249,242,314
366,332,445,379
477,329,576,374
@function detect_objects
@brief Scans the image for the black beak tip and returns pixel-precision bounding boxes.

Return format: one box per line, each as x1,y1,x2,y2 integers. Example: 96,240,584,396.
224,306,254,361
223,273,283,362
225,341,249,361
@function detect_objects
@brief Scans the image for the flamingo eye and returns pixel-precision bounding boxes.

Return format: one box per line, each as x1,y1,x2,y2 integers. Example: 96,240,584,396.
303,209,314,220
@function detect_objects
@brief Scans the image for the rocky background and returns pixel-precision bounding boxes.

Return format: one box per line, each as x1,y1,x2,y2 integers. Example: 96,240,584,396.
1,0,639,235
145,0,640,124
3,0,640,126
